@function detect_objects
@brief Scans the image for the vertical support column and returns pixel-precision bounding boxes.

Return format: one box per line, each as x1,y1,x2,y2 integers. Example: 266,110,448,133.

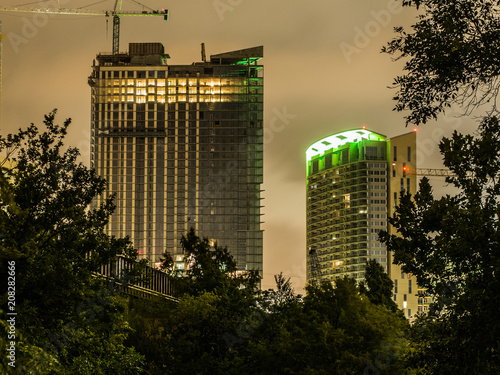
113,15,120,55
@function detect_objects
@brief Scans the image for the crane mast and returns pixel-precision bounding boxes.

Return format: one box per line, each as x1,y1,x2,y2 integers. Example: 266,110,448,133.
0,3,168,54
308,248,321,285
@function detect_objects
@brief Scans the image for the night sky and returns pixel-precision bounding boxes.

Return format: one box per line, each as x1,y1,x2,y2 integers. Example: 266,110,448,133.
0,0,477,293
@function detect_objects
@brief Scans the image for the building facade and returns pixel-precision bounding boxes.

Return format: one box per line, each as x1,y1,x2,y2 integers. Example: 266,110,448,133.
89,43,263,275
305,128,419,318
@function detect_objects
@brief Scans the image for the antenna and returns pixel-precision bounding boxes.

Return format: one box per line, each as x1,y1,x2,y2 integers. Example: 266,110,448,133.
201,43,206,63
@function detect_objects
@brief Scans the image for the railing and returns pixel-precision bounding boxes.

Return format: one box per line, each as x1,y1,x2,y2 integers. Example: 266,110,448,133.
97,256,179,302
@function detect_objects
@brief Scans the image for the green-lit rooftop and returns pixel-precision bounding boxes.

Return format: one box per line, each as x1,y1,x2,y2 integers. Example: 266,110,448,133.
306,129,386,163
210,46,263,65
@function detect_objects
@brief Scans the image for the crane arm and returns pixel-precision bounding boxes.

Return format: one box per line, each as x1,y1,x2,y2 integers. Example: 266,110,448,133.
0,6,167,17
403,167,456,177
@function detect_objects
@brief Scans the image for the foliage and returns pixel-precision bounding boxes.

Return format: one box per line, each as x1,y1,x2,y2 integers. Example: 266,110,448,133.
131,229,261,374
259,272,302,312
384,0,500,125
360,259,400,313
0,111,144,373
162,227,260,299
133,232,409,374
239,278,409,375
55,291,144,375
379,117,500,373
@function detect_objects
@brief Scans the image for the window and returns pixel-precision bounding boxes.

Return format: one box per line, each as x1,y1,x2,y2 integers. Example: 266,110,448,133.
394,279,398,293
325,153,332,168
312,160,319,174
401,271,405,279
407,178,410,193
403,162,406,177
409,279,412,294
407,146,411,162
341,149,349,164
408,309,411,318
366,146,377,160
393,146,397,161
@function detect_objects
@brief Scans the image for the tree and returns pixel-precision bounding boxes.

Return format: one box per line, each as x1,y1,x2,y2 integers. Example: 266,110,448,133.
161,228,260,298
259,272,302,312
379,117,500,374
359,259,400,313
129,229,261,375
384,0,500,125
240,278,409,375
0,111,144,373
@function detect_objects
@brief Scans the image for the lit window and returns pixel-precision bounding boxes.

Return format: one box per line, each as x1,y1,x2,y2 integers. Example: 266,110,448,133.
137,79,146,87
148,87,155,94
148,79,155,86
136,97,146,103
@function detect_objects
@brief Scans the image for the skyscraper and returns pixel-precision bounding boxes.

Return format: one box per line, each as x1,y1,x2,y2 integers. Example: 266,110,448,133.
305,128,418,318
89,43,263,276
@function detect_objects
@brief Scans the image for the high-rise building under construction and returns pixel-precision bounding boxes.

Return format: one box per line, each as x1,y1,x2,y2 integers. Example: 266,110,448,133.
305,128,419,318
88,43,263,275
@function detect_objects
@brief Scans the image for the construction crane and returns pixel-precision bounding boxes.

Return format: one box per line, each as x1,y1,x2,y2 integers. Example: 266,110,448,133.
403,166,455,177
308,248,321,284
0,1,168,55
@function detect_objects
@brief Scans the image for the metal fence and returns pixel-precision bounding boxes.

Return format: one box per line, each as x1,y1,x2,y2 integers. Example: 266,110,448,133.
98,256,178,302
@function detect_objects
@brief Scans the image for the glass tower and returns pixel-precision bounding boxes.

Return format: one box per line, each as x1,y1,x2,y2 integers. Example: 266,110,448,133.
306,129,389,283
89,43,264,275
305,128,419,319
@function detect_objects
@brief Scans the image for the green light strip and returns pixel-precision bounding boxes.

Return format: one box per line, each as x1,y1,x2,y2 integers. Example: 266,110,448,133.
306,129,386,163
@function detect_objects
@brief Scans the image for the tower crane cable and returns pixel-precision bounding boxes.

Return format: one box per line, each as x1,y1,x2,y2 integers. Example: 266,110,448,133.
127,0,155,11
79,0,110,9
